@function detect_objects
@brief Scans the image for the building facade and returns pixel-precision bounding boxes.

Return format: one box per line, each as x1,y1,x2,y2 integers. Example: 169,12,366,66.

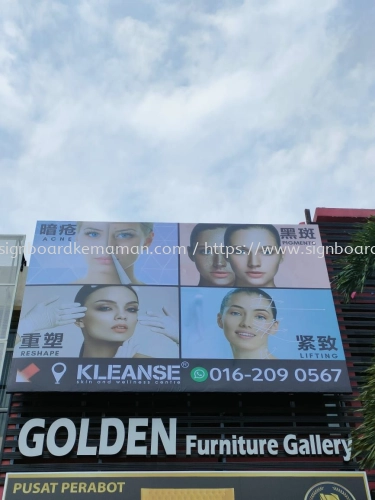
0,235,26,456
0,211,374,499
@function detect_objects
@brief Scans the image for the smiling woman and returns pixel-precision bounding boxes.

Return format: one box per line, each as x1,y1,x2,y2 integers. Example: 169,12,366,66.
217,288,279,360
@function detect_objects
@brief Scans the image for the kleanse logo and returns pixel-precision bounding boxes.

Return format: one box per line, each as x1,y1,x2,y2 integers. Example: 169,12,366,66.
77,364,181,384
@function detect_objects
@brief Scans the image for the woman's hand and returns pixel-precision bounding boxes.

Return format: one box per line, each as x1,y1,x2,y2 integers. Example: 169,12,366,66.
19,297,87,333
138,307,179,344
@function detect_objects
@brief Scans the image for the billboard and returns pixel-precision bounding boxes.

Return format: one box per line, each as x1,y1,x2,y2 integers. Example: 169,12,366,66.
7,221,351,393
3,472,370,500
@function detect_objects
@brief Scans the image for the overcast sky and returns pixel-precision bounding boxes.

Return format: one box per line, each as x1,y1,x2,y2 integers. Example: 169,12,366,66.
1,0,374,247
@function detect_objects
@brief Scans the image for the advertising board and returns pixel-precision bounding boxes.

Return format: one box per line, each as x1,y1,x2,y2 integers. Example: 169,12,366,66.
7,221,351,393
16,416,353,461
3,472,370,500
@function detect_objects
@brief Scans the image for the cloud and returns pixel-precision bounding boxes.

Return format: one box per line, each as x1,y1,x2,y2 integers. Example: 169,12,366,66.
114,17,168,79
0,0,374,249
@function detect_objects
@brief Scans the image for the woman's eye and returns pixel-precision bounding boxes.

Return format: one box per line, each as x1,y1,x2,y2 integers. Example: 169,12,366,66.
230,311,241,316
115,232,134,239
263,248,274,255
127,307,139,313
255,314,267,321
97,306,112,311
199,249,211,255
85,231,100,238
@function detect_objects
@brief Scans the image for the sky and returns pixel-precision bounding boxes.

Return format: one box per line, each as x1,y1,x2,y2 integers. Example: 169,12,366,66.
1,0,375,248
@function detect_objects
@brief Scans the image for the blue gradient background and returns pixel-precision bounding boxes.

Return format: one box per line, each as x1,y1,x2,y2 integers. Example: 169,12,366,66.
181,287,345,360
27,221,178,285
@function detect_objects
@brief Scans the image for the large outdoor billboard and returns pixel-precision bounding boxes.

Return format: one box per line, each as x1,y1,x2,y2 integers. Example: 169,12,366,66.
3,472,370,500
7,221,351,393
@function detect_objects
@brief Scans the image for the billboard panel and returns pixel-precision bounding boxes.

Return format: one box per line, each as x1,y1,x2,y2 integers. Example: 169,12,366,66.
27,222,178,285
179,223,330,288
7,221,351,393
3,472,370,500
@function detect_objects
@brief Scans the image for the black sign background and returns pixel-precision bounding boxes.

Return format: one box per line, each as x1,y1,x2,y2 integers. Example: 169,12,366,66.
7,358,351,392
4,472,370,500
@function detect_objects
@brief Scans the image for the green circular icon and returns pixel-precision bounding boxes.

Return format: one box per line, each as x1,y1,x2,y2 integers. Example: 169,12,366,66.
190,367,208,382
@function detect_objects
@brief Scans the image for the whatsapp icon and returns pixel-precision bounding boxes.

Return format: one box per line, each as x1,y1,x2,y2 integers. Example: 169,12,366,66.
190,367,208,382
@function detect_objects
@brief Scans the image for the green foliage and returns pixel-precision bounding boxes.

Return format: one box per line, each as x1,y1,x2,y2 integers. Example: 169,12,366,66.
332,216,375,468
351,361,375,469
332,216,375,302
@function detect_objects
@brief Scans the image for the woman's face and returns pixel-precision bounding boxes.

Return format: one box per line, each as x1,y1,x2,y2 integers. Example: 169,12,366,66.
191,228,235,286
78,286,139,343
108,223,153,270
75,222,114,270
228,228,283,287
217,292,278,352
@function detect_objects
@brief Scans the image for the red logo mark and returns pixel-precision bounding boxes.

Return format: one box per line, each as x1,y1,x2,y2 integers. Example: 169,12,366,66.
16,363,40,382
